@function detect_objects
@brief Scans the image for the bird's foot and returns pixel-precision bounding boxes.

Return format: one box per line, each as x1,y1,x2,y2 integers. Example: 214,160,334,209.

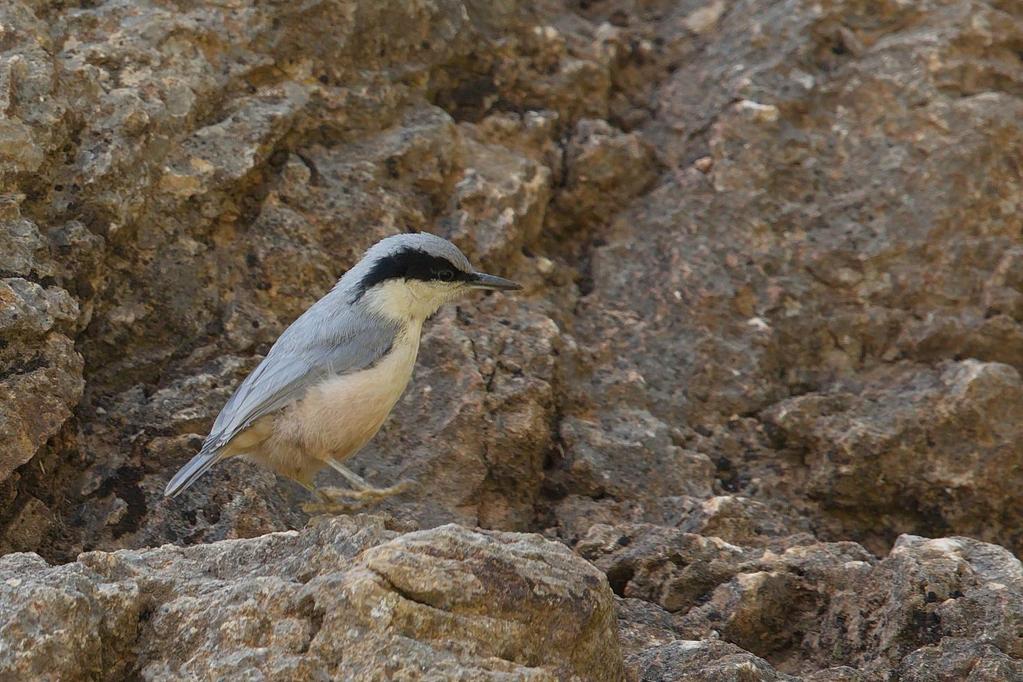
301,480,416,515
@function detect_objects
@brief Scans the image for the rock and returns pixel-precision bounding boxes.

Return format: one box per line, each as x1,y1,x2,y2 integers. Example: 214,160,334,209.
443,135,552,265
802,667,870,682
0,278,77,338
550,118,658,233
0,517,624,681
679,496,802,547
577,523,753,612
763,360,1023,554
0,332,83,482
682,1,727,36
548,408,714,503
898,638,1023,681
609,530,1023,678
0,277,83,482
675,540,872,668
3,0,1023,678
820,534,1023,675
629,640,796,682
0,217,54,279
616,596,681,656
462,110,562,177
0,118,43,174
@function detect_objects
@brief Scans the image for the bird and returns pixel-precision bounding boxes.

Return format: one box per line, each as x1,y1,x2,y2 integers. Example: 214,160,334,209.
164,232,522,513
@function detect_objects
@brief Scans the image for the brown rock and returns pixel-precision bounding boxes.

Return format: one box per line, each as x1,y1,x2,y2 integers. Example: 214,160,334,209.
577,523,753,613
550,408,714,502
629,639,796,682
443,134,552,265
820,534,1023,675
898,638,1023,681
3,0,1023,678
0,517,624,681
0,277,83,482
551,118,658,232
764,360,1023,554
616,596,681,657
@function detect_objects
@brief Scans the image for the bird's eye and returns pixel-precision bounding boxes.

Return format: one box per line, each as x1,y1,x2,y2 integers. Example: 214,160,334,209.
437,269,455,282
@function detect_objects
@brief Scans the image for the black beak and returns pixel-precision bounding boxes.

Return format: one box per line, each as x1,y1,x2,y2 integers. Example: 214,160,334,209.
470,272,522,291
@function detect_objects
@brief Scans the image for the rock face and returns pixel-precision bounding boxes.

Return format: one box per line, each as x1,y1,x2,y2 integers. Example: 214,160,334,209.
2,0,1023,679
764,360,1023,553
0,517,623,681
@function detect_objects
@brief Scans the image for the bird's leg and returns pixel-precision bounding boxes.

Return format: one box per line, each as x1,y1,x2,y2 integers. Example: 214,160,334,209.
300,459,416,514
324,459,416,501
326,460,372,490
301,483,414,514
301,494,359,515
295,480,334,505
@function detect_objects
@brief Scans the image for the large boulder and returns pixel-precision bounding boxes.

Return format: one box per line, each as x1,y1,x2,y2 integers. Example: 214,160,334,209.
0,517,624,681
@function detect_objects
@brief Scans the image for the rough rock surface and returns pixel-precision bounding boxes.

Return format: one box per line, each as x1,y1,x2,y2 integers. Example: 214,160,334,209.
0,517,623,681
2,0,1023,679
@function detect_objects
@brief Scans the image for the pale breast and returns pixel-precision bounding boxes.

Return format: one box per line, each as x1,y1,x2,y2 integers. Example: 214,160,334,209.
283,325,422,462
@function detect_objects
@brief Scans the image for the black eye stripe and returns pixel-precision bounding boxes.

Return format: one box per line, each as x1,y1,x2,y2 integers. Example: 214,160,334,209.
354,248,470,300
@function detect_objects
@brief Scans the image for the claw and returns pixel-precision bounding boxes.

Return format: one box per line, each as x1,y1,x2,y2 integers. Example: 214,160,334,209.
302,499,361,515
301,480,416,515
342,479,416,501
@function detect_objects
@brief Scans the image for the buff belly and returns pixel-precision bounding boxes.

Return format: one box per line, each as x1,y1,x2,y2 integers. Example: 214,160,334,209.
221,330,420,486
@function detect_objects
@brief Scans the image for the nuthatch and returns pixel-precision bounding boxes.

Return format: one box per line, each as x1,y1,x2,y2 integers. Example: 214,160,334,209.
164,233,521,512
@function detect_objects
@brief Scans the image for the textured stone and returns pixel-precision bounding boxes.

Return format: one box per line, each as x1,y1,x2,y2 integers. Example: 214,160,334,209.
763,360,1023,553
898,638,1023,681
0,277,83,482
550,118,658,233
820,534,1023,675
629,640,796,682
555,409,714,501
3,0,1023,678
577,523,753,613
0,518,624,681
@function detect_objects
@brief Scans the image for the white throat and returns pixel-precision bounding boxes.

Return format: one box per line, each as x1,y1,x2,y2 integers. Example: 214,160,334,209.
360,279,460,324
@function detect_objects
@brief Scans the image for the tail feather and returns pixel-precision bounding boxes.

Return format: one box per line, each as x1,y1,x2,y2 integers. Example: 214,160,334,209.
164,444,223,498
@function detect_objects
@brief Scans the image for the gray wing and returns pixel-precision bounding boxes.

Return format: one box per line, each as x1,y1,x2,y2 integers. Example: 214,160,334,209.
212,305,398,448
165,300,398,497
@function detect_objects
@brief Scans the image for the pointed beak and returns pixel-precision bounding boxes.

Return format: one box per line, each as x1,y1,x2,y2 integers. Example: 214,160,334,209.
470,272,522,291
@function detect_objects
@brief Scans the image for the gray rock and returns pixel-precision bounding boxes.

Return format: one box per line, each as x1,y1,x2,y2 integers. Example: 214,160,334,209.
763,361,1023,554
577,523,753,613
0,277,83,483
820,534,1023,675
3,0,1023,678
899,638,1023,681
0,517,624,681
629,639,796,682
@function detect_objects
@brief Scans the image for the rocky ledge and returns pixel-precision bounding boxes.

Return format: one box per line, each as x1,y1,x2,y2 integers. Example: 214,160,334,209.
4,515,1023,680
0,517,623,681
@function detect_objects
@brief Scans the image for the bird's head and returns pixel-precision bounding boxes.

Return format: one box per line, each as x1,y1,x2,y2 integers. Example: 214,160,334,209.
350,233,521,322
